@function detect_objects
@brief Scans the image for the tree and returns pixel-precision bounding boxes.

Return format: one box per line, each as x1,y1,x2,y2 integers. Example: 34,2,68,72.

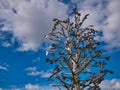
44,9,113,90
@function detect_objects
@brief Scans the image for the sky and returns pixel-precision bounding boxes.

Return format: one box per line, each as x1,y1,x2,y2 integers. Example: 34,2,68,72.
0,0,120,90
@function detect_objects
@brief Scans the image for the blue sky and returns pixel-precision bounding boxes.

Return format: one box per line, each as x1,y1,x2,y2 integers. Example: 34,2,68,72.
0,0,120,90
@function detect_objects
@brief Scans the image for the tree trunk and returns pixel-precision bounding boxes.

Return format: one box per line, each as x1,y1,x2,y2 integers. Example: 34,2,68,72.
72,58,80,90
74,74,80,90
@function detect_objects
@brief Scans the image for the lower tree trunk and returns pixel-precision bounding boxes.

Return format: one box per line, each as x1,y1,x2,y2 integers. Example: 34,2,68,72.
72,59,80,90
75,83,80,90
74,74,80,90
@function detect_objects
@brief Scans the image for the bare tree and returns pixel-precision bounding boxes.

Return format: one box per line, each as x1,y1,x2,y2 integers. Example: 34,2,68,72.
44,9,113,90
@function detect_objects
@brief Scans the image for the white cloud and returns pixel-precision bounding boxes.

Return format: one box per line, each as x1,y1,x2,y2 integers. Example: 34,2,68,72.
100,79,120,90
0,62,9,71
25,84,59,90
25,66,40,76
1,42,11,47
27,71,40,76
38,70,51,78
0,0,67,51
25,66,37,71
0,84,58,90
25,66,51,78
0,66,7,70
25,84,40,90
102,0,120,49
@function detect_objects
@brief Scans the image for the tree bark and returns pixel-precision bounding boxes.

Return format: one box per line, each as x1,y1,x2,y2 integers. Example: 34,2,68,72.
72,60,80,90
74,74,80,90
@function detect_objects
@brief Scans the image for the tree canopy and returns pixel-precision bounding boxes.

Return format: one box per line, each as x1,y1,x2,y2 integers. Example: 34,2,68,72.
44,9,113,90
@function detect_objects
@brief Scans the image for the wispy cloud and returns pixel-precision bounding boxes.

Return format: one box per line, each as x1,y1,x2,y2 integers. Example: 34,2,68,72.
2,42,11,47
0,62,9,71
0,66,7,71
38,70,51,78
25,66,51,78
25,84,40,90
100,79,120,90
25,66,40,76
24,83,58,90
0,84,58,90
25,66,37,71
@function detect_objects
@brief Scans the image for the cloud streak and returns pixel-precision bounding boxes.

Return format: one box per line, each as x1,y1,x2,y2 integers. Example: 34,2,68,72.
0,84,58,90
0,62,9,71
25,83,57,90
25,66,51,78
0,66,7,71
